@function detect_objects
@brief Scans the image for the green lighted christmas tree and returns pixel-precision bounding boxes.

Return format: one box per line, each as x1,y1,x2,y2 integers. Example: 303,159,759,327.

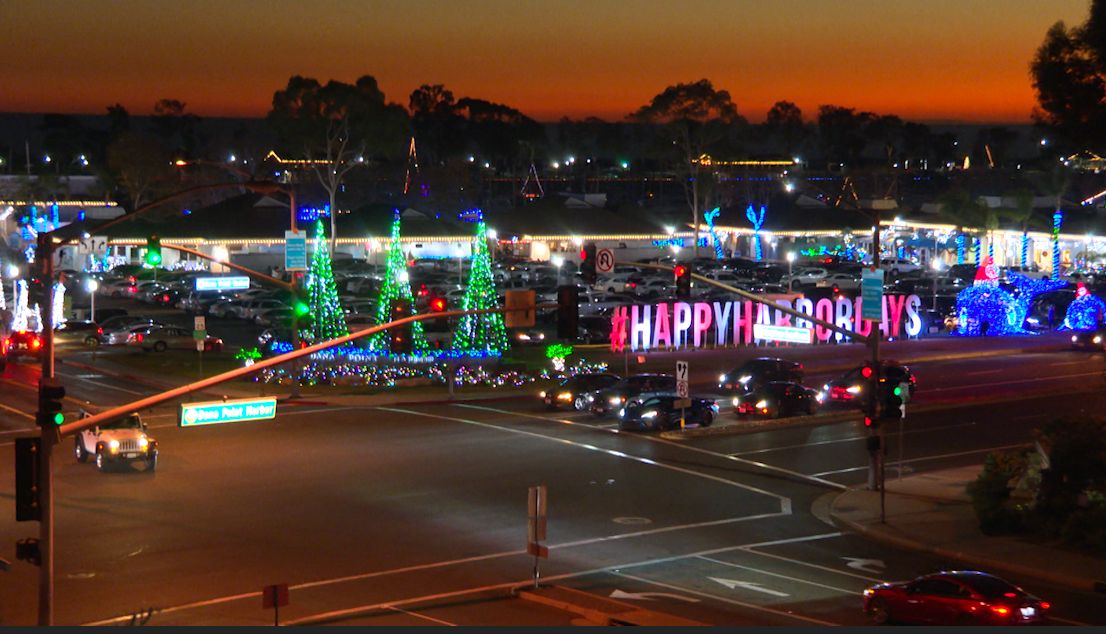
366,210,430,354
452,213,509,355
306,220,349,342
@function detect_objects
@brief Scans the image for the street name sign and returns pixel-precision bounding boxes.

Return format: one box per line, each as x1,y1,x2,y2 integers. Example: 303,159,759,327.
285,230,307,271
195,276,250,292
861,268,885,321
179,397,277,428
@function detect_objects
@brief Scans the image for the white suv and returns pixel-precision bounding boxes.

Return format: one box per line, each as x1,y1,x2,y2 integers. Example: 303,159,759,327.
880,258,921,274
75,411,158,472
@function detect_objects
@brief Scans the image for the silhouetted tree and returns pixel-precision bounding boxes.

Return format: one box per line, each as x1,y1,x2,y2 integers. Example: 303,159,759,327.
630,79,742,257
1031,3,1106,151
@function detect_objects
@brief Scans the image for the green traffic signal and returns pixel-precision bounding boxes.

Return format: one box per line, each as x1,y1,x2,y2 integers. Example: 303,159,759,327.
145,235,162,266
294,302,310,317
893,385,903,397
53,412,64,425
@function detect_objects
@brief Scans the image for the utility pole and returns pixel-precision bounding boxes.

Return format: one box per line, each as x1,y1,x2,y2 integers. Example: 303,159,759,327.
867,210,886,522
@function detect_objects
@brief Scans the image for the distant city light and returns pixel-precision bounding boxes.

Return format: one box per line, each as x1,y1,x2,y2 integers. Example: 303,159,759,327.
784,181,795,193
620,161,629,169
228,154,237,163
552,161,560,169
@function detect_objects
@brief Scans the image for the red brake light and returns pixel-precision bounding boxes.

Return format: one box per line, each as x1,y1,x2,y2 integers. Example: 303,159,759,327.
97,327,103,335
990,606,1010,616
128,276,136,284
128,287,136,293
30,337,42,350
161,294,169,302
136,334,144,343
1040,602,1050,610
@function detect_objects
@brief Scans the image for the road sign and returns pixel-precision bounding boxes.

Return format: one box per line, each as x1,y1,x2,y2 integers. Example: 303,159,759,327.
861,268,885,321
673,398,692,410
195,276,250,292
596,248,615,274
504,290,536,328
285,230,307,271
179,397,277,427
80,235,108,253
194,316,206,332
262,583,289,609
675,360,689,399
753,323,813,344
527,485,547,544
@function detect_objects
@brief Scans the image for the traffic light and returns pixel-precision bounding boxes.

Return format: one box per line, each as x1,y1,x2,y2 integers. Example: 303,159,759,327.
15,437,41,522
429,296,447,313
579,242,597,285
15,538,41,566
389,299,413,355
860,363,875,380
864,415,876,429
556,285,579,341
145,235,162,266
37,377,65,428
27,275,46,308
883,381,910,419
674,264,692,297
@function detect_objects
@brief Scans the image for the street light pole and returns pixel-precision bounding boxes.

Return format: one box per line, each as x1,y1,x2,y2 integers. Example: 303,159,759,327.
786,251,796,293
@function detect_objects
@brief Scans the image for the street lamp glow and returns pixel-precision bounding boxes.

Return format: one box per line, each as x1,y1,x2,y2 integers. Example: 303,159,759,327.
784,181,795,193
550,255,564,268
85,278,98,292
786,252,796,263
5,263,19,278
487,228,498,240
931,259,943,272
664,225,675,235
670,245,681,254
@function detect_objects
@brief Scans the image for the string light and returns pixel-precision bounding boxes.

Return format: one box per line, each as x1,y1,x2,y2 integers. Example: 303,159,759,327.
745,204,767,261
1052,209,1063,280
704,207,724,259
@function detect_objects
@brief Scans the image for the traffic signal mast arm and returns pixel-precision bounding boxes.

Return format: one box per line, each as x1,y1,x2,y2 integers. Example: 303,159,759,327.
59,303,555,437
161,243,294,291
625,261,875,345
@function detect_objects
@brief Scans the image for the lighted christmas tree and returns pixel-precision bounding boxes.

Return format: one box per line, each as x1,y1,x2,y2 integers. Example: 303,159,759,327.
452,213,509,355
365,211,429,354
305,220,349,342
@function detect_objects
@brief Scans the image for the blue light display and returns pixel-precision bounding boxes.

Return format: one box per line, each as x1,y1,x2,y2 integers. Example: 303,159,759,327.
1051,209,1063,280
956,234,965,264
704,207,724,259
1021,232,1029,268
296,204,330,224
1062,293,1106,330
954,272,1068,336
745,204,767,261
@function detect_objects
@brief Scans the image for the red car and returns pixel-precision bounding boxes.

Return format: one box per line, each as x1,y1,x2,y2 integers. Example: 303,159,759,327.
4,330,43,360
864,571,1049,625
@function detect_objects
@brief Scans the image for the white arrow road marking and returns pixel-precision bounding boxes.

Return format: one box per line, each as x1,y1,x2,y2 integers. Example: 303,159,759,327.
709,578,790,597
610,589,699,603
842,557,886,574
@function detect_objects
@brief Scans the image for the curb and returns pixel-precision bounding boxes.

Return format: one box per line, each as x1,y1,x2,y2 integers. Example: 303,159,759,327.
827,488,1103,594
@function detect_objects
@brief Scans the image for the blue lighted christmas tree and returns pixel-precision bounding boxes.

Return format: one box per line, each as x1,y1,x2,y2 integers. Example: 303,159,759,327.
366,211,429,354
452,213,509,355
305,220,349,342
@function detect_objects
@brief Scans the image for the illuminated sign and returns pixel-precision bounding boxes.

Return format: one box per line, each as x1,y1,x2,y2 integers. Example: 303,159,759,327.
195,276,251,292
753,323,814,344
179,397,277,427
609,294,923,352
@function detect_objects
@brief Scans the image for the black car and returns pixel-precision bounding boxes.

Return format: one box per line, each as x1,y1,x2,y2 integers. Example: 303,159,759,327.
822,362,916,406
588,374,677,417
619,394,718,431
541,373,621,410
54,320,102,347
733,381,821,419
718,357,804,394
1070,327,1106,351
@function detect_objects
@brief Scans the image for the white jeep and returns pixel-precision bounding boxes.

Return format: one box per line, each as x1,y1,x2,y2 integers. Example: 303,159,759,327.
75,411,158,472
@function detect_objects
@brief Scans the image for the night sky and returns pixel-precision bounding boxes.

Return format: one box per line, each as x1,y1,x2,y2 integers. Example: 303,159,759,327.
0,0,1089,123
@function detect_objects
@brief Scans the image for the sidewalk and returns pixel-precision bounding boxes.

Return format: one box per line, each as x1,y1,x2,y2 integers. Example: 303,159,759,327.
829,465,1106,593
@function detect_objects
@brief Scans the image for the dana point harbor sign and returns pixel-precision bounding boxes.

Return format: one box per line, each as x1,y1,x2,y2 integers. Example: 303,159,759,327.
179,397,278,427
609,294,924,352
195,276,251,292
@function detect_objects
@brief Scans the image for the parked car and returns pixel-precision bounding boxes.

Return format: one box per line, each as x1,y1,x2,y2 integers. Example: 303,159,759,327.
732,381,821,418
255,307,294,327
587,374,677,417
880,257,922,274
822,362,916,406
98,276,138,297
618,394,718,431
718,357,804,394
53,320,102,347
815,271,862,291
863,570,1049,625
132,325,223,352
102,321,163,346
540,372,622,410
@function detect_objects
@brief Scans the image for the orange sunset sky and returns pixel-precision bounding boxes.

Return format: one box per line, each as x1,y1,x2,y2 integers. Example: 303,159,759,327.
0,0,1090,123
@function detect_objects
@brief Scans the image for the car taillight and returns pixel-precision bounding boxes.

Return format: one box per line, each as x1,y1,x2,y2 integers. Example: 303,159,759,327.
128,287,136,293
990,606,1010,616
136,334,144,343
161,294,169,302
97,327,103,335
30,337,42,349
1040,602,1050,610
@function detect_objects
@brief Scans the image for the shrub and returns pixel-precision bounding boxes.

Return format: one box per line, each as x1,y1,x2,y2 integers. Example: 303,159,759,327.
968,450,1028,535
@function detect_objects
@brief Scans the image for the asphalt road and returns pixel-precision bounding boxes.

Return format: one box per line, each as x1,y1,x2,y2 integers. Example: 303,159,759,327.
0,340,1104,625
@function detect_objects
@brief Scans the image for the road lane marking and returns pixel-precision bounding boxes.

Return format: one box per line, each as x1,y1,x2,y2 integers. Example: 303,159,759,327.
386,605,457,626
728,421,978,457
60,375,147,396
457,404,843,492
0,402,35,420
709,577,791,597
739,547,885,583
926,370,1104,393
86,529,837,626
964,369,1005,376
810,443,1030,477
383,406,791,507
699,556,858,594
611,572,838,626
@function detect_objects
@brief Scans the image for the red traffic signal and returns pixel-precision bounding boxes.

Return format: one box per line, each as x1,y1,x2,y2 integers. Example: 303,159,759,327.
861,365,874,379
429,297,447,312
673,264,687,278
864,416,873,428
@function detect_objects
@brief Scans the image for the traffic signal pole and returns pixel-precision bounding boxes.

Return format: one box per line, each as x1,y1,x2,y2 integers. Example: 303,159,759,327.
34,232,56,626
869,211,886,522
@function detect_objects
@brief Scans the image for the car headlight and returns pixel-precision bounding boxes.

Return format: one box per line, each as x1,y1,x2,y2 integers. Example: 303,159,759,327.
517,333,531,341
738,375,752,384
1072,335,1079,343
863,588,874,597
557,391,573,401
609,396,623,405
618,408,626,417
138,436,149,448
718,373,728,383
731,396,740,407
641,410,657,419
846,385,862,394
823,383,831,391
755,400,768,409
1095,336,1102,344
539,390,547,398
108,439,120,452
